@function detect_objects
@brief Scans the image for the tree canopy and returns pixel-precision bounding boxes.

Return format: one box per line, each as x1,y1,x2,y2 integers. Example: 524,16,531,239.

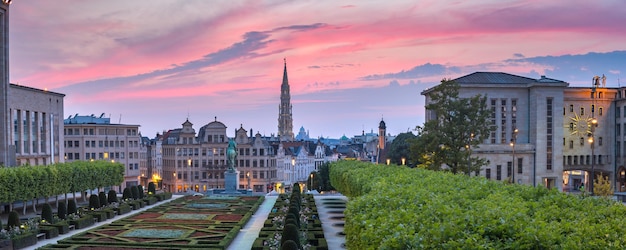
387,132,417,166
410,79,492,174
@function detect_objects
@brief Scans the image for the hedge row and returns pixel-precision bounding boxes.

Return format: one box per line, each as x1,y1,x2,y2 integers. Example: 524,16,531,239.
330,161,626,249
0,160,124,203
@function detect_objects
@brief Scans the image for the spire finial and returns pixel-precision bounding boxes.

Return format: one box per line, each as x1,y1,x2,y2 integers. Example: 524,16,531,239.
284,57,286,65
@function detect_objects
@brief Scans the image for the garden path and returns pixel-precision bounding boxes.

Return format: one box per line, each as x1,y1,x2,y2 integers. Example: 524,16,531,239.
227,195,277,250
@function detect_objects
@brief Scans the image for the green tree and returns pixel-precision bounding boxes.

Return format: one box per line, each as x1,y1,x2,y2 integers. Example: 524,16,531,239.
411,79,492,174
387,132,417,166
594,174,613,197
317,162,334,191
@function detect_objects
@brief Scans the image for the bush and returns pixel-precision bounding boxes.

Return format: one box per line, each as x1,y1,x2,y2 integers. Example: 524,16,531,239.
58,201,67,220
8,211,20,228
42,203,53,222
281,224,300,248
108,190,118,203
99,191,108,207
67,199,77,215
137,185,145,199
281,240,299,250
130,186,139,200
148,182,156,194
122,187,132,200
89,195,100,209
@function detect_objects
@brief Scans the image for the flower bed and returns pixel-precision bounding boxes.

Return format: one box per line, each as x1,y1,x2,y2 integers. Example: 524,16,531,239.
253,192,327,250
40,195,264,250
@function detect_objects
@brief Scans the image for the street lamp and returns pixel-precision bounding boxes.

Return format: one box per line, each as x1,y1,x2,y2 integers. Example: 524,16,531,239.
589,118,598,195
246,172,251,190
310,173,313,191
510,129,518,184
401,157,406,165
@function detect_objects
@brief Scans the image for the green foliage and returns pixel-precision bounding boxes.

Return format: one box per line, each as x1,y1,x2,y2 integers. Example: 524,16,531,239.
594,174,614,197
122,187,132,200
7,211,20,228
281,223,300,248
107,190,118,203
281,240,299,250
411,79,492,174
42,203,53,222
330,160,626,249
130,186,139,200
99,191,108,207
317,162,334,191
57,201,67,220
137,185,145,199
67,199,77,215
0,161,124,204
89,195,100,209
387,132,417,166
148,182,156,194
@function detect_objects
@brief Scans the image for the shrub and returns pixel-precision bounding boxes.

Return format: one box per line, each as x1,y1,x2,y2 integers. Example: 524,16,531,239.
89,195,100,209
42,203,54,222
58,201,67,220
148,182,156,194
8,211,20,228
281,240,299,250
130,186,139,200
137,185,145,199
67,199,77,215
122,187,132,200
99,192,108,207
108,190,118,203
281,223,300,248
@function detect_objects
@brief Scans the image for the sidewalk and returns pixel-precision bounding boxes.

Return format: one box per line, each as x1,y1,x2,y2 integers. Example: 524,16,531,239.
227,195,277,250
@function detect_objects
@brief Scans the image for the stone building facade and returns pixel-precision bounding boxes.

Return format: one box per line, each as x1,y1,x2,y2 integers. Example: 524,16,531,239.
63,114,142,191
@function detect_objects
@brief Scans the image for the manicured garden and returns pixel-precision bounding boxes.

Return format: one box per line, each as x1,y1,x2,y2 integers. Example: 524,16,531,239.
253,183,327,250
39,194,264,249
330,160,626,249
0,161,129,249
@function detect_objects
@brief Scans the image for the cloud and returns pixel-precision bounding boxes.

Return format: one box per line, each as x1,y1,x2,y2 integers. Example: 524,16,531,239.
513,53,525,58
360,63,462,80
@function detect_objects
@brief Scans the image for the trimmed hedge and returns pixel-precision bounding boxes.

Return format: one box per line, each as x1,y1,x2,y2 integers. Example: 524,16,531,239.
39,226,60,239
330,161,626,249
11,232,37,249
69,214,95,229
51,221,70,234
116,203,132,215
0,161,124,204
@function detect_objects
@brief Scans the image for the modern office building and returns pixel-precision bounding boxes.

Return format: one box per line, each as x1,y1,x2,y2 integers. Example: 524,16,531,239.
63,114,142,191
422,72,620,192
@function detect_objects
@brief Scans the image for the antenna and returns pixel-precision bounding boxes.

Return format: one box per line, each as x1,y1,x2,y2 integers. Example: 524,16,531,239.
119,114,122,124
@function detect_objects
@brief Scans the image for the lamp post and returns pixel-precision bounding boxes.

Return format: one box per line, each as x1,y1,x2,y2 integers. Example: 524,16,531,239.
310,173,313,191
246,172,250,190
589,118,598,195
510,129,518,184
401,157,406,166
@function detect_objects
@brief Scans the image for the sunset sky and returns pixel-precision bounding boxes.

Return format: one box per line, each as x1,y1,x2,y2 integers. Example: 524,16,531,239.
8,0,626,139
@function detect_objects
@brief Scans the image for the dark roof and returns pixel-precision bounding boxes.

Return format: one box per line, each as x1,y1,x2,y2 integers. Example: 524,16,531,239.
453,72,566,84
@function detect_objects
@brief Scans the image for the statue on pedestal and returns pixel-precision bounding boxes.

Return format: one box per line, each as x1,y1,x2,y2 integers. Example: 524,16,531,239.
227,139,237,171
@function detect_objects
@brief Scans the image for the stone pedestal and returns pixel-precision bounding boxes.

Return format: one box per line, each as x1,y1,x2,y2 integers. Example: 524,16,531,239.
224,170,240,193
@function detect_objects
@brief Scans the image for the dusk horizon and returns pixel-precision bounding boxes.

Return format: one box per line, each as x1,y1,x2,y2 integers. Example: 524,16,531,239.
8,1,626,139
